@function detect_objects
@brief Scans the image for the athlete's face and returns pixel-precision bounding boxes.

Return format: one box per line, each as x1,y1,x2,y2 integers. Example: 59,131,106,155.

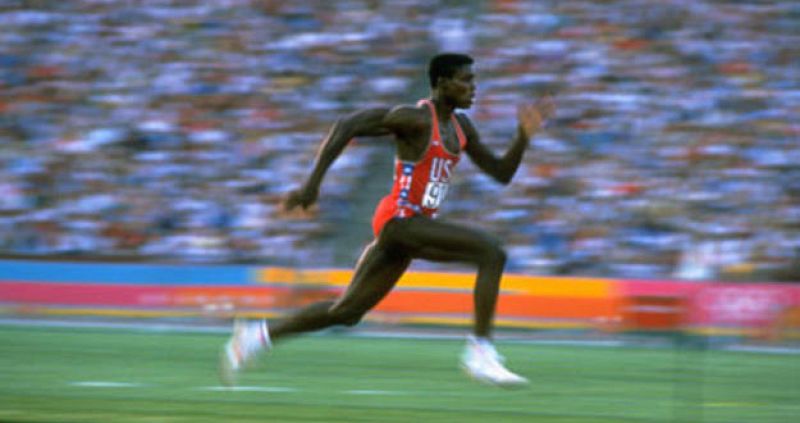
442,65,475,109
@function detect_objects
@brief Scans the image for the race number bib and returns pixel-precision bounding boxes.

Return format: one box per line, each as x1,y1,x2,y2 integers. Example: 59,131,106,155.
422,181,449,209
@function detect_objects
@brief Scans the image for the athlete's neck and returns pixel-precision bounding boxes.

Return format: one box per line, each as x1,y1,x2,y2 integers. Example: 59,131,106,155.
429,96,455,122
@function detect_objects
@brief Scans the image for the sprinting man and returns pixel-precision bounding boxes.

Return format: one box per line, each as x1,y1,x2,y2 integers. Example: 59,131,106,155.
221,53,555,387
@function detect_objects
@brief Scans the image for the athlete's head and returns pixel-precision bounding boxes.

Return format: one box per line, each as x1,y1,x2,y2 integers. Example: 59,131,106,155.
428,53,475,109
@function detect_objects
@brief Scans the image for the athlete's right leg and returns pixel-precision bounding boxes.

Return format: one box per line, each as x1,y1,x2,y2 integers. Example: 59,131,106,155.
383,216,527,387
388,217,507,339
267,237,411,342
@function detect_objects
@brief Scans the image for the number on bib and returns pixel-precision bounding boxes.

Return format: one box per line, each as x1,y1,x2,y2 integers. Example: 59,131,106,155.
422,181,449,209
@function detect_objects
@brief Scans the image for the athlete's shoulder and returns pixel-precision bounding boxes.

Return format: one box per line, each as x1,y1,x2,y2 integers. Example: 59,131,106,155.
384,103,429,131
387,103,428,117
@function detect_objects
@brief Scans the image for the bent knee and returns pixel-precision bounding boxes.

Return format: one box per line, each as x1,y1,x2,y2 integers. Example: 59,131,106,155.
480,238,507,266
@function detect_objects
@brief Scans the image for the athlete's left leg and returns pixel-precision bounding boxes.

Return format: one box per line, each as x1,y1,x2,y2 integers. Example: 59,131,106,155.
268,238,411,342
220,233,410,385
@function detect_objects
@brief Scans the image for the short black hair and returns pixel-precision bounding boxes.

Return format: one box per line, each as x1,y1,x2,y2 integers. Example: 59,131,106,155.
428,53,474,88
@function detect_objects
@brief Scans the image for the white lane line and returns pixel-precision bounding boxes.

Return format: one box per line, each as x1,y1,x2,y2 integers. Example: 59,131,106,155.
723,345,800,355
197,386,297,393
68,382,413,397
67,379,424,397
70,381,145,388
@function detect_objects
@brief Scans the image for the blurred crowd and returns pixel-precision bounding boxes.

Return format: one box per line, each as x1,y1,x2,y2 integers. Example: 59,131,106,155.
1,0,798,282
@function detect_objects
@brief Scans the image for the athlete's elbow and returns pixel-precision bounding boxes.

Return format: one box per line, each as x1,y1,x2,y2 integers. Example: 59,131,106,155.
327,117,359,143
332,117,352,135
480,164,513,184
334,112,362,130
495,172,514,185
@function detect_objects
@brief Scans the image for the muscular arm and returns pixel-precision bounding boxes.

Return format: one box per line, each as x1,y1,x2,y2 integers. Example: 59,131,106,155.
285,104,426,211
462,117,529,185
285,107,400,211
304,108,391,191
463,96,555,185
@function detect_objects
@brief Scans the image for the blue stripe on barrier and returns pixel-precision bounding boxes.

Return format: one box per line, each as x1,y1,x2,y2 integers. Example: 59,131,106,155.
0,260,251,285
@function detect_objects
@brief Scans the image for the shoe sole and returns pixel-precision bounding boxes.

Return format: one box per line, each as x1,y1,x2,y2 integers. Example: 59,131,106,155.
460,363,529,389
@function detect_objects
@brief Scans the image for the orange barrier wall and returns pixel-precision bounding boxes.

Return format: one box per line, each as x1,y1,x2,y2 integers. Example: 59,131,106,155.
3,260,798,337
256,268,621,328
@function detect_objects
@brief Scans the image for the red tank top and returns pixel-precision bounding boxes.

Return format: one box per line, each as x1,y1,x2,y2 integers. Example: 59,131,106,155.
389,99,468,219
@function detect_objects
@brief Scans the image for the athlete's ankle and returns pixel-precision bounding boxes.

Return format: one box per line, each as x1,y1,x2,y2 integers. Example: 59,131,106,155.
468,334,493,347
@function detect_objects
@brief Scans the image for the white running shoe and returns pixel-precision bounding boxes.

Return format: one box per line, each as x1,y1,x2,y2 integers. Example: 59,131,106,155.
219,318,271,386
460,335,528,388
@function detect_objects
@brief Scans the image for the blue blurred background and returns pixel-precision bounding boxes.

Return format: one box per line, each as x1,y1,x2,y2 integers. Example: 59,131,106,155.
0,0,798,284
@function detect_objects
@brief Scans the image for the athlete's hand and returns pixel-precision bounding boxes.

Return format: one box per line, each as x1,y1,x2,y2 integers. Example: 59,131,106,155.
518,95,555,140
283,184,319,212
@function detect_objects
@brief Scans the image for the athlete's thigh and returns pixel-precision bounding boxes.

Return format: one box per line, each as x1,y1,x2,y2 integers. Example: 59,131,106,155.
332,240,411,311
384,216,501,262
